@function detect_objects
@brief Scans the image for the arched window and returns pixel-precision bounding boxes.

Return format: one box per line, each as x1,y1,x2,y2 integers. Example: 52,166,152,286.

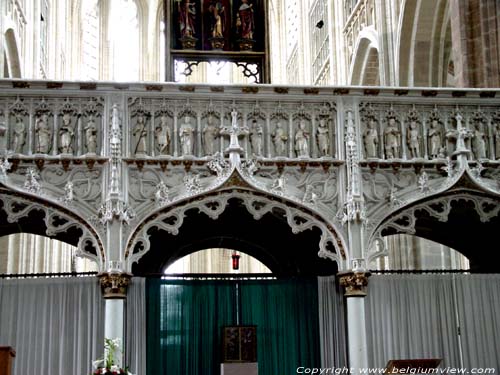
108,0,139,81
81,0,100,80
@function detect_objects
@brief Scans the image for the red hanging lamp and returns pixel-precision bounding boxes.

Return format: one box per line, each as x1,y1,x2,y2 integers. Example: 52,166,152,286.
231,251,241,270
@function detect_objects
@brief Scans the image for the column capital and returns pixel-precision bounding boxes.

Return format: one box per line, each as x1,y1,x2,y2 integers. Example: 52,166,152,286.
338,270,371,297
98,272,132,299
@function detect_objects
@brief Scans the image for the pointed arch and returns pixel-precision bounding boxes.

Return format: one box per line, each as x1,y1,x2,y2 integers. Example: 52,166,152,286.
125,188,348,274
4,29,22,78
350,27,380,86
397,0,450,86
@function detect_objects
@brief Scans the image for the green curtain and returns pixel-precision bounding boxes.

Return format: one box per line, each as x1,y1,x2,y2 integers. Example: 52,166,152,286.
146,278,320,375
240,278,321,375
146,279,236,375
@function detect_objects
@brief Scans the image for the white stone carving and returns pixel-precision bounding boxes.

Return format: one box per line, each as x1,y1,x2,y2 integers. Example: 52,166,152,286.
155,181,170,207
24,167,42,194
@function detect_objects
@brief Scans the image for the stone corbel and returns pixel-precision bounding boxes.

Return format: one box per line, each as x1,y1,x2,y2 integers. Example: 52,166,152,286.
98,272,132,299
338,270,371,297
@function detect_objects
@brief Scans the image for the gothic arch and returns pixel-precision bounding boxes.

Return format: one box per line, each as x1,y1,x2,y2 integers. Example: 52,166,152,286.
367,189,500,271
0,186,104,268
397,0,450,86
125,187,348,274
350,27,380,86
4,29,21,78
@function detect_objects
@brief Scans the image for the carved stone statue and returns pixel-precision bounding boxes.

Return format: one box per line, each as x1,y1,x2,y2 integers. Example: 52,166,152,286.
407,121,421,159
363,120,378,158
272,121,288,157
35,114,51,154
316,118,329,157
178,0,196,38
384,118,401,159
179,115,195,156
203,115,218,155
59,113,74,154
472,121,487,159
84,115,98,154
428,119,442,159
155,115,171,155
133,114,148,156
295,119,309,158
237,0,254,39
250,119,263,156
12,115,26,153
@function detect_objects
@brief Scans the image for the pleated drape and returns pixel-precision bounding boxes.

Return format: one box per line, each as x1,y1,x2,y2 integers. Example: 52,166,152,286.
0,277,104,375
317,276,347,369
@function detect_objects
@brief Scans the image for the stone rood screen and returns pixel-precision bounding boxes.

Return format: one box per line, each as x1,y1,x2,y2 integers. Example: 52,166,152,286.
0,80,499,274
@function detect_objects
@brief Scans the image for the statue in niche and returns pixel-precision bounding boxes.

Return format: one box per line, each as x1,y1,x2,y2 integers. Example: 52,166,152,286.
236,0,254,40
35,114,51,154
295,119,310,158
316,118,330,157
178,0,196,38
133,114,148,156
272,121,288,157
495,123,500,160
406,120,421,159
384,117,401,159
363,119,378,158
12,115,26,153
428,119,443,159
250,119,263,156
203,115,218,155
59,113,74,154
179,115,195,156
209,1,225,38
471,121,487,159
84,115,98,154
155,115,171,155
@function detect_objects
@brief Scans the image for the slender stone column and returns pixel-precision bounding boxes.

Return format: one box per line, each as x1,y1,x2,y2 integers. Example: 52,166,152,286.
98,271,132,368
338,270,371,375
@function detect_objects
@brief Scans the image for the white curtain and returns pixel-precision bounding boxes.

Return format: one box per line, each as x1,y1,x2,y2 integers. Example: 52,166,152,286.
454,274,500,371
365,275,461,368
318,276,347,368
0,277,104,375
126,277,146,373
